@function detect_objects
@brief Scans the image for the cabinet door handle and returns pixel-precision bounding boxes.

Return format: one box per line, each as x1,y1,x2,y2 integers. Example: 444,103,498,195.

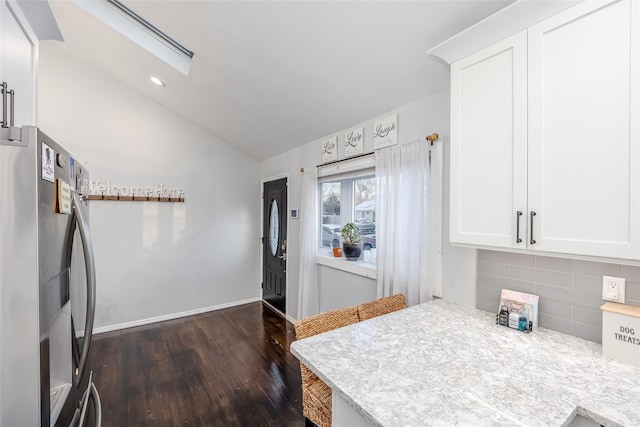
530,211,537,245
516,211,523,243
8,89,14,127
1,82,7,128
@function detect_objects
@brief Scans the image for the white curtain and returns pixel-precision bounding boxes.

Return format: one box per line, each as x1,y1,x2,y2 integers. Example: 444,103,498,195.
297,168,319,319
375,140,442,306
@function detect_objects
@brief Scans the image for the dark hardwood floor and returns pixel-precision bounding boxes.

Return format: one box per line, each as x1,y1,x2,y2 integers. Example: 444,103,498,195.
89,302,304,427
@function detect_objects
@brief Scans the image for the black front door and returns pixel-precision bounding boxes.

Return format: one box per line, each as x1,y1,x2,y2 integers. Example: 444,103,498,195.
262,178,287,314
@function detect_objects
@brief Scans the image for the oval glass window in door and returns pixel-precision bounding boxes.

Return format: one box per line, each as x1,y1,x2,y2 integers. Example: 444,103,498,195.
269,199,279,256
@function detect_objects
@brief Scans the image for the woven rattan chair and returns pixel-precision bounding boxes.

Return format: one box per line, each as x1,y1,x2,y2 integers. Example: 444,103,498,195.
356,293,406,321
295,306,359,427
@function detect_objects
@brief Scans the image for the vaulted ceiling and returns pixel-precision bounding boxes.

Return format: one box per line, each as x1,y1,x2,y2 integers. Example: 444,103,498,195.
46,1,514,160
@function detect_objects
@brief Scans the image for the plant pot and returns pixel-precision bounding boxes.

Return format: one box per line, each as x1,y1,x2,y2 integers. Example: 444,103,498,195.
332,247,343,257
342,243,362,261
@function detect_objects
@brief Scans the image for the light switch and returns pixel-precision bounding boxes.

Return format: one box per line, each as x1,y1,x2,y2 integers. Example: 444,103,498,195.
602,275,626,304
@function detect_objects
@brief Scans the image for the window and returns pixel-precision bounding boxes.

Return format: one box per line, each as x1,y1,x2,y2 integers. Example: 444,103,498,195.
318,156,376,252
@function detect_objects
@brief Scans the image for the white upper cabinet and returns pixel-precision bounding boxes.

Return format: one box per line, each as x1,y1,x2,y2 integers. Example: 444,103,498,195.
450,31,527,248
448,0,640,260
527,0,639,259
0,0,37,127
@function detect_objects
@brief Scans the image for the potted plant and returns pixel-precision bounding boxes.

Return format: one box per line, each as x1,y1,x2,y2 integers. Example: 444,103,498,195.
340,222,362,261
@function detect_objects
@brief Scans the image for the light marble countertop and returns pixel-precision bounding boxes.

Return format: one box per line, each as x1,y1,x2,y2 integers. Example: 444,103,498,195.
290,299,640,427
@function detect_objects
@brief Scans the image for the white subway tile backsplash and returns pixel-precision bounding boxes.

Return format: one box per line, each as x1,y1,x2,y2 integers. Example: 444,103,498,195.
477,273,536,294
477,296,498,314
535,256,617,277
538,298,571,319
572,306,602,327
505,265,573,288
535,284,603,309
627,281,640,301
475,250,623,343
622,281,640,305
618,264,640,282
573,275,602,295
478,250,535,267
538,313,602,343
476,285,501,300
477,260,505,276
534,256,572,272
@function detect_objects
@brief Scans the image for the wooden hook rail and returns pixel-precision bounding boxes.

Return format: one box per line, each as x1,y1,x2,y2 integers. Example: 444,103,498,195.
86,194,185,203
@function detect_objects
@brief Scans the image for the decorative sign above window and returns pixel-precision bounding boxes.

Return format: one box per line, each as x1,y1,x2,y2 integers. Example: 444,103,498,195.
344,127,364,157
321,136,338,163
373,114,398,150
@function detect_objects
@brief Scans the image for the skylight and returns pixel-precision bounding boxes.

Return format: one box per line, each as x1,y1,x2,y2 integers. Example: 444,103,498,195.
73,0,194,75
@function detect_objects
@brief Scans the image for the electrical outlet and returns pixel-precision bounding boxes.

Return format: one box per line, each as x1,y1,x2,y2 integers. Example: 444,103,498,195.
602,275,626,303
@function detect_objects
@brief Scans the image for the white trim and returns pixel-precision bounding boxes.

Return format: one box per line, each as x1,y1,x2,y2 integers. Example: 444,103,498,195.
316,253,377,279
286,313,297,324
259,299,298,323
262,299,284,316
317,153,375,178
72,0,193,75
7,1,39,45
261,172,289,183
259,173,290,316
91,297,260,335
427,0,581,64
461,242,640,268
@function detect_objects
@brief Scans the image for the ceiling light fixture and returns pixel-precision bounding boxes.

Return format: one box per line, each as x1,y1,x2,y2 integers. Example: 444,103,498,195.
73,0,194,76
150,76,165,87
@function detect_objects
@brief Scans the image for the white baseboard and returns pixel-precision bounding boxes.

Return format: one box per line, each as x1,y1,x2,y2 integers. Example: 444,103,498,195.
259,300,297,324
91,297,261,335
286,313,297,324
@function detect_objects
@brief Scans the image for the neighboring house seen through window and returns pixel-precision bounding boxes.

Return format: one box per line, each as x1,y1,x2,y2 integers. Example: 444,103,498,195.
319,167,376,253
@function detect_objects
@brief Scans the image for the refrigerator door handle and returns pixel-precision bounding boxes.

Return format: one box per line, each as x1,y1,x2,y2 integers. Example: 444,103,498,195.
72,192,97,387
89,381,102,427
70,409,81,427
77,371,102,427
77,372,91,427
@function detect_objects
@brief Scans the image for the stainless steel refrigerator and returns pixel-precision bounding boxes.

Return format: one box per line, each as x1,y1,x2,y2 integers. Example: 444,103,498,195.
0,126,102,426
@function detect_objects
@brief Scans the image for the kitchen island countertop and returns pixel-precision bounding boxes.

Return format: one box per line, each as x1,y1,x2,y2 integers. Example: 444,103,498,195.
290,299,640,426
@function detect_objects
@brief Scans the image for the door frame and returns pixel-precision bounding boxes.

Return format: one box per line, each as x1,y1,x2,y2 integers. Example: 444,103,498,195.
259,173,291,320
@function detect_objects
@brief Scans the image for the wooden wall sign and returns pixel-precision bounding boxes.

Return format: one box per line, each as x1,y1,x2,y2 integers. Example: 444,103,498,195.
373,114,398,149
87,180,185,203
345,127,364,157
321,136,338,163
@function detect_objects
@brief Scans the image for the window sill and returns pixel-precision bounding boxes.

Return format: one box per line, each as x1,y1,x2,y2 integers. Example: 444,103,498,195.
316,252,377,279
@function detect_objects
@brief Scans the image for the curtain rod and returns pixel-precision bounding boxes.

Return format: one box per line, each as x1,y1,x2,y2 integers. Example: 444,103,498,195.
316,152,373,168
426,133,440,146
299,132,440,172
298,152,373,173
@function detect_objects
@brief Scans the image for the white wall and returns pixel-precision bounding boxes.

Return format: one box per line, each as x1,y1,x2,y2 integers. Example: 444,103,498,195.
261,89,477,321
38,44,261,331
440,97,477,307
318,266,377,312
